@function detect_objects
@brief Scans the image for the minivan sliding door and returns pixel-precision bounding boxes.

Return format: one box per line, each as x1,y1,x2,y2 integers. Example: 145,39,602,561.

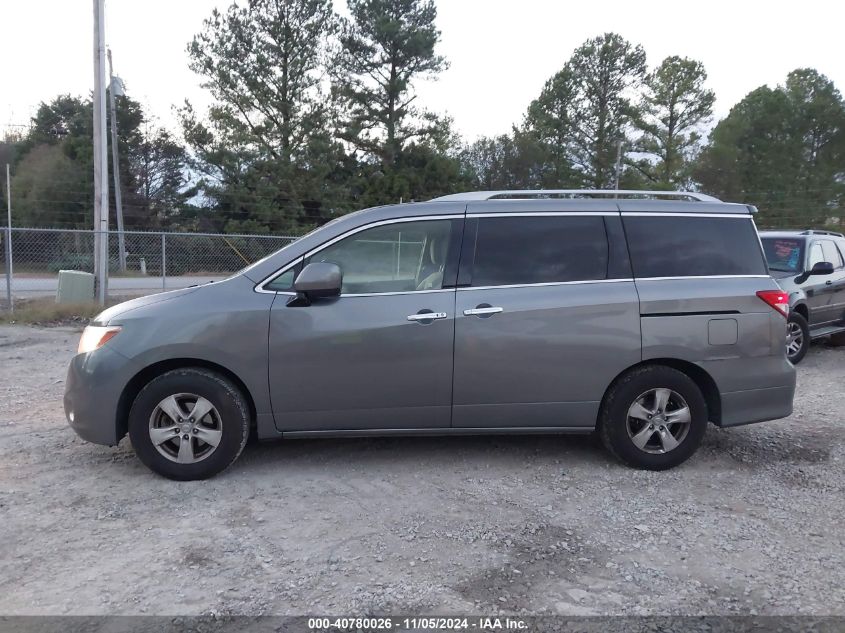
452,209,641,429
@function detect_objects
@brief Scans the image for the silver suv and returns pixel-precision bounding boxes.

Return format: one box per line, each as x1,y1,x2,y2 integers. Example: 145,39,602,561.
760,230,845,364
64,190,796,480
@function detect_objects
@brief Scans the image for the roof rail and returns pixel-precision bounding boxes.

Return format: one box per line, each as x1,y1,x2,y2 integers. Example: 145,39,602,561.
432,189,722,203
800,229,845,237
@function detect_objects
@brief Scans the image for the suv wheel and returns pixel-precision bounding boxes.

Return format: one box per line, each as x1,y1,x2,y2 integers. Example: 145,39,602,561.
128,368,250,480
599,365,707,470
786,312,810,364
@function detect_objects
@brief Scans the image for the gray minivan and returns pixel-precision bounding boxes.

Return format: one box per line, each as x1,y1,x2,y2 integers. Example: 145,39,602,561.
64,190,796,480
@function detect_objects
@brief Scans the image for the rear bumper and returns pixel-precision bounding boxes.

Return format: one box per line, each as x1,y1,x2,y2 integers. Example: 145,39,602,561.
63,345,136,446
718,384,795,427
715,357,796,428
696,352,796,428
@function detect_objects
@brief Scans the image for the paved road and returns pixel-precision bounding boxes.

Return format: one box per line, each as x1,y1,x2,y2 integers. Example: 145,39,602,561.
9,275,227,299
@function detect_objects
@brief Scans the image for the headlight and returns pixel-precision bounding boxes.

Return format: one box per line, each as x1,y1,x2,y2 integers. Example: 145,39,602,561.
77,326,122,354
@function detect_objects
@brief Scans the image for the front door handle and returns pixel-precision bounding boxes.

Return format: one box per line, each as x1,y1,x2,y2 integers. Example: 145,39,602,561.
407,311,447,322
464,306,504,317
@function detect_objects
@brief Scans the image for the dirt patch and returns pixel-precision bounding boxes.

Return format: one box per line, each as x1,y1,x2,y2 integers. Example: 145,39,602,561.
455,523,602,613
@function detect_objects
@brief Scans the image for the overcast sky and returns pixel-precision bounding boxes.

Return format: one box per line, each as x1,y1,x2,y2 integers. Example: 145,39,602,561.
3,0,845,141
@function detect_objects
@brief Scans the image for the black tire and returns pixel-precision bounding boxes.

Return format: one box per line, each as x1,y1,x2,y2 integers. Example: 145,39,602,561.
598,365,708,471
128,368,250,480
786,312,810,364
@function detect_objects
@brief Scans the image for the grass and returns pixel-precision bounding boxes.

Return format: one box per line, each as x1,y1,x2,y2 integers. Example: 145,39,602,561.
0,297,120,327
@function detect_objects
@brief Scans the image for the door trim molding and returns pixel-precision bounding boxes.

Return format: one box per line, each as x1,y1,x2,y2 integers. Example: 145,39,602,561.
634,274,770,281
457,278,634,292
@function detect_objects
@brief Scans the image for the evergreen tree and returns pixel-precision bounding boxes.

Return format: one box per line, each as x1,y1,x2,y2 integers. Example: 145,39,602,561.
526,33,647,188
334,0,447,168
184,0,344,231
10,95,188,229
695,69,845,227
461,131,549,190
632,56,714,188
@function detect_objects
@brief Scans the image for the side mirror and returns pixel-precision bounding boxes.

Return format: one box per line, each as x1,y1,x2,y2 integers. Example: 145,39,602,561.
289,262,342,305
809,261,834,276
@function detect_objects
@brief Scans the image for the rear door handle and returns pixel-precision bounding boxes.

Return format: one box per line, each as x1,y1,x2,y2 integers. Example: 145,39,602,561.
407,312,447,322
464,306,504,316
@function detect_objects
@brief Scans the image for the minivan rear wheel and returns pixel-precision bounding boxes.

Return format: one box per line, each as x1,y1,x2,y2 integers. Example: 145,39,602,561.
599,365,707,470
128,368,250,480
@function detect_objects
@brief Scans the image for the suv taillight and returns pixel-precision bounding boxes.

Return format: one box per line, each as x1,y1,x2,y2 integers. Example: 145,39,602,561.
756,290,789,318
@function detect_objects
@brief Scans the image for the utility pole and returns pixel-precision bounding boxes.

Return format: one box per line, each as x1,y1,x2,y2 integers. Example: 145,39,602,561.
93,0,109,304
613,140,624,195
5,164,12,312
107,48,126,272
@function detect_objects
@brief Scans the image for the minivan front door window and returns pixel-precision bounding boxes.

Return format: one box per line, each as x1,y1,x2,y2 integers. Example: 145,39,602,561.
264,267,296,292
305,220,453,294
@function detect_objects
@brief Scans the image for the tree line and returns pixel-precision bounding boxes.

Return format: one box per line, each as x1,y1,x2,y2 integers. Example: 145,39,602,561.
2,0,844,234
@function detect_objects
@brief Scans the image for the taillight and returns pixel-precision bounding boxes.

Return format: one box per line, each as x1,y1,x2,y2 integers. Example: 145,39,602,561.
756,290,789,318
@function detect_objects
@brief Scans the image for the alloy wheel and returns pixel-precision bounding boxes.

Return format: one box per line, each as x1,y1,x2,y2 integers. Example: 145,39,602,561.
786,321,804,359
626,388,691,454
148,393,223,464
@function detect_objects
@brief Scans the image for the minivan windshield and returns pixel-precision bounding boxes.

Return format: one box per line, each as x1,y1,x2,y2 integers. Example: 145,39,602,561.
761,237,804,273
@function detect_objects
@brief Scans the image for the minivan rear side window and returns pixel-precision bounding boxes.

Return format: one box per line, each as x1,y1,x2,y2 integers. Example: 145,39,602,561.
470,216,608,287
623,216,767,278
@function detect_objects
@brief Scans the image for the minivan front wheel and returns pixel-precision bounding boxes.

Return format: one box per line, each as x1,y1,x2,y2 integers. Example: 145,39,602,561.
599,366,707,470
128,368,250,480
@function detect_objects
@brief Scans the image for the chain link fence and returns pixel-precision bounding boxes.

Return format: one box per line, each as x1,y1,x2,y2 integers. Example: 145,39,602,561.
1,227,297,310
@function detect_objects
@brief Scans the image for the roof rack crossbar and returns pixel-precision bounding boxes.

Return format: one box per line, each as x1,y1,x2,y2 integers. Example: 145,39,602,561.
432,189,722,203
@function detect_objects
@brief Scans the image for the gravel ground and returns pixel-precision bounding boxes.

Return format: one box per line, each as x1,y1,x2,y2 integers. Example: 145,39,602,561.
0,324,843,616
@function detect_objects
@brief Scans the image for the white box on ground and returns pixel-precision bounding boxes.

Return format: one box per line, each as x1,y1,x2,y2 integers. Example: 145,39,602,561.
56,270,95,303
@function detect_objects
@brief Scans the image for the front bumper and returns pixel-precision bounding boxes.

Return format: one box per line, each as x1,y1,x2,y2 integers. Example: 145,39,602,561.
64,345,137,446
